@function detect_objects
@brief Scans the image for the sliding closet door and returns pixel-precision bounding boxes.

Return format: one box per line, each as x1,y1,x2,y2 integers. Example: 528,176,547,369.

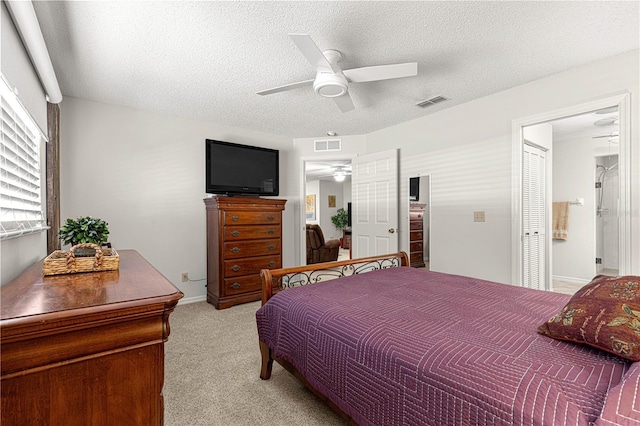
523,143,547,290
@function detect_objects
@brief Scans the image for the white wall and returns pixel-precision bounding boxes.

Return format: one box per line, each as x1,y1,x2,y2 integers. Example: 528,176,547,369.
366,49,639,283
304,179,348,241
397,138,512,282
552,137,597,281
59,97,293,302
319,180,345,241
305,180,319,224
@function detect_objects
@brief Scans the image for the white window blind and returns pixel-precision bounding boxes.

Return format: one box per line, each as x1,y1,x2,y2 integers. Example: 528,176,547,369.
0,76,46,239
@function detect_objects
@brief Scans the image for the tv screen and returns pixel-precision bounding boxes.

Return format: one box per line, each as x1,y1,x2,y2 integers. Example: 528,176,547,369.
206,140,279,196
409,177,420,201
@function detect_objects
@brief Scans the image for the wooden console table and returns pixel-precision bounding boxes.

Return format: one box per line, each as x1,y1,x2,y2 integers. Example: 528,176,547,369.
0,250,183,426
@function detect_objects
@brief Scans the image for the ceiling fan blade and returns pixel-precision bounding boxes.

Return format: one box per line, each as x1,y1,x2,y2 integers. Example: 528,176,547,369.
333,93,355,113
256,79,314,96
593,131,619,139
289,34,338,73
344,63,418,83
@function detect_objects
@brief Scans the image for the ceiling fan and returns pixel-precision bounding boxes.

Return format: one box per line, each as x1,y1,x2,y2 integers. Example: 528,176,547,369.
307,162,352,181
257,34,418,113
593,131,619,143
593,131,619,139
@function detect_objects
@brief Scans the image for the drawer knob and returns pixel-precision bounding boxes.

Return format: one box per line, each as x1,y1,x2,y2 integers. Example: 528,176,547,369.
231,265,241,272
231,247,240,254
268,245,275,250
267,215,275,221
231,282,241,290
231,230,240,237
267,261,276,268
231,215,240,222
267,229,275,235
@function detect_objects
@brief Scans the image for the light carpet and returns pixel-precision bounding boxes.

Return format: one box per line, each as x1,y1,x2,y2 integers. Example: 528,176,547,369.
164,301,347,425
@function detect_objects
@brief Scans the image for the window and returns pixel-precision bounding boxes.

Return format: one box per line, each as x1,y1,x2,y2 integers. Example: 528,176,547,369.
0,76,46,239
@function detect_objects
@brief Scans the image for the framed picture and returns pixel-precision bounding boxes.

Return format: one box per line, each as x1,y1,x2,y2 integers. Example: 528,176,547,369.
305,194,316,220
328,195,336,208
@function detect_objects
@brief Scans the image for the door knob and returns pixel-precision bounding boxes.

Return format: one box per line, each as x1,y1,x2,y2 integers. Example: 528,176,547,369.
388,228,395,234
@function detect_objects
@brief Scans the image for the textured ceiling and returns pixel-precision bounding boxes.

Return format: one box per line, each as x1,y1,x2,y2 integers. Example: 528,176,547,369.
32,1,639,139
552,108,619,143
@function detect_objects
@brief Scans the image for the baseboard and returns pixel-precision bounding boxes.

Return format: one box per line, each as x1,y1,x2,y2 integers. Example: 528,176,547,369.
552,275,592,285
178,295,207,305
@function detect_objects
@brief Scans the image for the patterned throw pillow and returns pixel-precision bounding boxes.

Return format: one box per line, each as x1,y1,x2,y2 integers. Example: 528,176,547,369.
538,275,640,361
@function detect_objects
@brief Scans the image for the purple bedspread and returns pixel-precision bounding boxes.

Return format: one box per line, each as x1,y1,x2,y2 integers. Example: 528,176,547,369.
256,267,633,426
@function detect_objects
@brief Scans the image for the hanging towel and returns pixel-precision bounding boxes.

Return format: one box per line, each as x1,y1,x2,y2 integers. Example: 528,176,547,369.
552,202,570,240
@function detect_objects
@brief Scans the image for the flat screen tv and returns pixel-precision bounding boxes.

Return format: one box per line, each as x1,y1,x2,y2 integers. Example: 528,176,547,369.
409,177,420,201
206,139,279,196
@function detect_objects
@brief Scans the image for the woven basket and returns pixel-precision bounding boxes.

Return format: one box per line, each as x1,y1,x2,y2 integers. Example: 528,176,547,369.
43,243,119,276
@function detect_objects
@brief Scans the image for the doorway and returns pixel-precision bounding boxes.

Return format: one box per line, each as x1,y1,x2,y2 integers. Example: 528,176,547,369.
596,154,619,276
512,93,630,290
302,158,353,265
408,174,431,270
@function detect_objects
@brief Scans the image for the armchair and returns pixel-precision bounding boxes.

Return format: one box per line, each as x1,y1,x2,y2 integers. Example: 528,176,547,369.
306,224,340,264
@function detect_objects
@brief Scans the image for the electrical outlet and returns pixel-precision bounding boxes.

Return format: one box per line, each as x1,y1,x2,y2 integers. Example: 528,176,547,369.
473,211,486,222
181,272,189,282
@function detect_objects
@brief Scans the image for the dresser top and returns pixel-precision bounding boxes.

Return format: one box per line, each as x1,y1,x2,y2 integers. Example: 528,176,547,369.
1,250,182,321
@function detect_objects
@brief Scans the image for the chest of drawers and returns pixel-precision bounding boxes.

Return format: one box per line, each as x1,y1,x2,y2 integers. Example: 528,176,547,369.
0,251,183,425
205,197,286,309
409,203,426,268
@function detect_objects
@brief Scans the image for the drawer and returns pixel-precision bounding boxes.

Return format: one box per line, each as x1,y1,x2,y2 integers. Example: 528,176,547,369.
410,230,423,242
410,212,423,221
224,240,280,259
224,225,281,241
224,211,281,226
411,251,424,263
223,275,262,296
224,256,281,277
410,221,423,231
410,241,424,252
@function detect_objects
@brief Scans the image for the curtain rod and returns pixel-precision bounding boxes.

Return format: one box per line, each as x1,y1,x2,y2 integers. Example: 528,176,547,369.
5,0,62,103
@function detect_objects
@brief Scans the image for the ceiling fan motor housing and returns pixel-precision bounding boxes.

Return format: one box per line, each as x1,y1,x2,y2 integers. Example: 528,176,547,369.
313,71,348,98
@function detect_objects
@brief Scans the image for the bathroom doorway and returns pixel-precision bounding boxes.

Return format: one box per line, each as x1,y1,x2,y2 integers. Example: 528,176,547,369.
595,154,619,276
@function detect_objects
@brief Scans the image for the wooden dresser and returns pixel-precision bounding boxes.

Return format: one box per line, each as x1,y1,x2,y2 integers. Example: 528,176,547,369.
0,250,183,426
409,203,426,268
205,196,286,309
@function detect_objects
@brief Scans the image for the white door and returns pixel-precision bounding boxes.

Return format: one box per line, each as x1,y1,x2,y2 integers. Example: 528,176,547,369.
523,143,547,290
351,149,398,258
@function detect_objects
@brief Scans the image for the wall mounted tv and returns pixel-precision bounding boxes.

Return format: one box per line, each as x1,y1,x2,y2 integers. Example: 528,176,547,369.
409,177,420,201
206,139,279,196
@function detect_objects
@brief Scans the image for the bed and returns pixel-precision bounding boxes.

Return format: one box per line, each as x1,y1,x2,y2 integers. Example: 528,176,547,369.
256,252,640,425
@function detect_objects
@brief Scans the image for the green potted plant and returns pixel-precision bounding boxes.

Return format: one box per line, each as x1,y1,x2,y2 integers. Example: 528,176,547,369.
331,208,349,231
58,216,110,256
331,208,349,247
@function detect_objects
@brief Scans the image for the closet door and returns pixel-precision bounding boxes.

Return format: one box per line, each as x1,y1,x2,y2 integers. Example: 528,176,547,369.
523,143,546,290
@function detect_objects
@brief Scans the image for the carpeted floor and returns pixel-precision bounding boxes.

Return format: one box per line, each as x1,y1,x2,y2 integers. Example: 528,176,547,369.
163,301,348,425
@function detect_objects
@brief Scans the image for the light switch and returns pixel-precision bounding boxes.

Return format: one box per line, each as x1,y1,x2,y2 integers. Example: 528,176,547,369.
474,211,485,222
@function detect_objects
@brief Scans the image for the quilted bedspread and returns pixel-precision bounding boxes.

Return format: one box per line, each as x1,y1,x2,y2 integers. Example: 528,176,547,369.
256,267,634,426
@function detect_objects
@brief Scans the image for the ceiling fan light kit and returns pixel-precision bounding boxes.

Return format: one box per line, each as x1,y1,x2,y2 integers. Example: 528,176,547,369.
257,33,418,113
313,71,348,97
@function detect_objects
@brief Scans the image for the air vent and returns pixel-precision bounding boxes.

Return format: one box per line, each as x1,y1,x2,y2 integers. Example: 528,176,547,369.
415,95,449,108
314,139,341,152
